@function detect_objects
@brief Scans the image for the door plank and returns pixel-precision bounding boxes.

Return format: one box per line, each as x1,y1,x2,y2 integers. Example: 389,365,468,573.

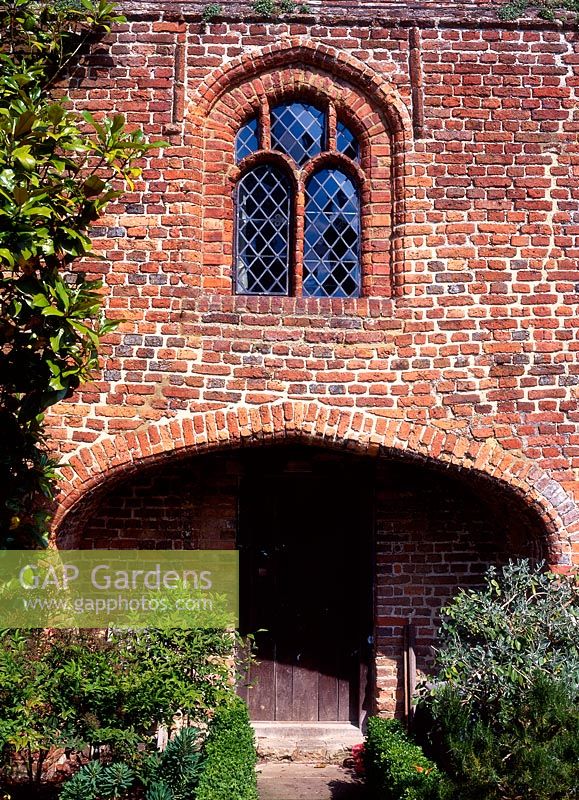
292,664,318,721
318,671,339,721
275,660,294,720
247,636,275,721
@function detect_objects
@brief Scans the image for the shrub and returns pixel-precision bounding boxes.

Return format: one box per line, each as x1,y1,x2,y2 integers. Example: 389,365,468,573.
425,676,579,800
0,627,244,786
195,697,258,800
364,717,449,800
422,560,579,718
417,560,579,800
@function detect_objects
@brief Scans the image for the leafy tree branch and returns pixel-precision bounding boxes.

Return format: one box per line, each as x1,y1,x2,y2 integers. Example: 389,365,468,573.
0,0,161,547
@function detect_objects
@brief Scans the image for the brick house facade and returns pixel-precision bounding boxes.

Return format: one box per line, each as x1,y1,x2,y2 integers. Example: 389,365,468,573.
49,0,579,721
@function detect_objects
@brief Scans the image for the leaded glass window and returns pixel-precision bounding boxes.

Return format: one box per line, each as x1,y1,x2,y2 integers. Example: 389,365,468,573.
336,121,359,162
236,117,259,161
271,103,325,166
236,165,291,295
233,102,362,297
303,169,360,298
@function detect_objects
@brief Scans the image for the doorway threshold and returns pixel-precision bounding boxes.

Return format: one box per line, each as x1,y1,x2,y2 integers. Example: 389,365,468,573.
252,721,364,763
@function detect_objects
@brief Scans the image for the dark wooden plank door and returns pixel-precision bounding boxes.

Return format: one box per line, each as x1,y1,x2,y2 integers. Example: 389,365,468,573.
238,452,372,723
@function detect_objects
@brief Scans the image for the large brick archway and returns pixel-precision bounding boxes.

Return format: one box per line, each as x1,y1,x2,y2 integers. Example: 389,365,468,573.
54,401,578,564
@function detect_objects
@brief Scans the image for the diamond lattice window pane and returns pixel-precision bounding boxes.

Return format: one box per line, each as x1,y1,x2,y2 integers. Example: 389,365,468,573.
303,169,361,298
236,165,291,295
271,103,325,166
236,117,259,162
336,121,359,161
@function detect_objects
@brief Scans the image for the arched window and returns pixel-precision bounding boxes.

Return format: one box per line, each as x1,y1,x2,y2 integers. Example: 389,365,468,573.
234,102,362,298
304,169,360,298
235,165,291,295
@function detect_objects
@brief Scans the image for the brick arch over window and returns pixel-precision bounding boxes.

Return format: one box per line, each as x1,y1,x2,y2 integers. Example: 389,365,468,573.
53,401,578,566
184,38,412,298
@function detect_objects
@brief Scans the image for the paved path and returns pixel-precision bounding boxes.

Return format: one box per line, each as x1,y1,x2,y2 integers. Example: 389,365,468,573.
257,762,366,800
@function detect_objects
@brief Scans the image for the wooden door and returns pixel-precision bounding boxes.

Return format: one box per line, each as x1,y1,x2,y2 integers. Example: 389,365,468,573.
237,453,372,723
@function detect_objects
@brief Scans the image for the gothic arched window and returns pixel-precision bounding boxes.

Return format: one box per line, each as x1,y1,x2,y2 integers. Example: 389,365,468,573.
234,102,362,298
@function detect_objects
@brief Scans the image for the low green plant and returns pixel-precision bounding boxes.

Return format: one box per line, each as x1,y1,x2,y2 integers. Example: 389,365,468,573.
146,727,202,800
59,770,96,800
202,3,222,22
252,0,277,15
99,763,135,799
364,717,449,800
61,727,203,800
251,0,300,16
146,783,173,800
499,0,579,21
60,761,135,800
195,697,258,800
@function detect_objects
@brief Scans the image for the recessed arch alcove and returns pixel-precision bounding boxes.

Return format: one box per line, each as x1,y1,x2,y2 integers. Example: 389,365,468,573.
55,410,562,719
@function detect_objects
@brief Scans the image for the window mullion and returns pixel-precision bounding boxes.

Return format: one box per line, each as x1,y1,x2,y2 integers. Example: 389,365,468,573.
294,183,305,297
260,99,271,150
327,101,337,152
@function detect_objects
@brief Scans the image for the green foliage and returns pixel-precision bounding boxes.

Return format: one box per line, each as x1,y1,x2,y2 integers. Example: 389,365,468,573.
61,727,205,800
146,783,173,800
417,561,579,800
98,762,135,799
364,718,449,800
59,768,97,800
252,0,277,15
0,0,159,547
499,0,579,22
195,697,258,800
159,727,202,799
144,727,203,800
202,3,223,22
60,760,135,800
0,627,245,786
251,0,300,16
425,676,579,800
420,561,579,717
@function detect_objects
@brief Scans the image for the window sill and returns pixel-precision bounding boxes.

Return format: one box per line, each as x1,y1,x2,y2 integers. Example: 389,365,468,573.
190,294,394,319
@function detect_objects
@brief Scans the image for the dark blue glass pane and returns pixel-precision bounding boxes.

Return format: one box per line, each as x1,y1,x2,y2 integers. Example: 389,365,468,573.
336,121,359,161
235,117,259,162
236,165,291,295
303,169,360,298
271,103,325,166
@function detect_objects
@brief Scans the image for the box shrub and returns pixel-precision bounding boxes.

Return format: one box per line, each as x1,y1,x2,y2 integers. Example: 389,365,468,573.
195,697,257,800
364,717,449,800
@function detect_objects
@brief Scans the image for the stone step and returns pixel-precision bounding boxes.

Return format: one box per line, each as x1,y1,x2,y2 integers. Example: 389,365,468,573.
252,722,364,763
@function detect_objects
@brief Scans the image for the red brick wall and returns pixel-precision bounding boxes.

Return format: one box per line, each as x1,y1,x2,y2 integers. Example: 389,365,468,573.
49,6,579,569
